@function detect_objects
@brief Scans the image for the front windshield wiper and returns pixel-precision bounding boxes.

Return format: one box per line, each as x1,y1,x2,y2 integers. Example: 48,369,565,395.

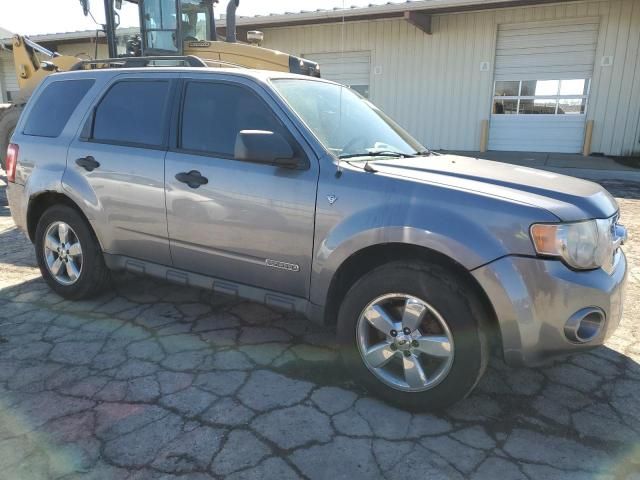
339,151,417,160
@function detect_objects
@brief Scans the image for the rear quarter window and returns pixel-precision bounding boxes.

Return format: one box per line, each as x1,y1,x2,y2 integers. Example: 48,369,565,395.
23,79,95,138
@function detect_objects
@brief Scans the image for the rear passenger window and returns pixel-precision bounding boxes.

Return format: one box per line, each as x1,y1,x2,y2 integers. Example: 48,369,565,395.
180,82,285,158
92,80,170,147
24,79,94,138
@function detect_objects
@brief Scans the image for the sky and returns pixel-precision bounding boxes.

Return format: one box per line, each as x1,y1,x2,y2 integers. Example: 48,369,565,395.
0,0,405,35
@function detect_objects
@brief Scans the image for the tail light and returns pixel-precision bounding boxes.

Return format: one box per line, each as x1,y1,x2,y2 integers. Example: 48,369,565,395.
6,143,18,183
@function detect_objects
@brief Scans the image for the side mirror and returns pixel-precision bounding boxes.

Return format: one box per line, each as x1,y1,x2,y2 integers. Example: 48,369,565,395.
234,130,297,168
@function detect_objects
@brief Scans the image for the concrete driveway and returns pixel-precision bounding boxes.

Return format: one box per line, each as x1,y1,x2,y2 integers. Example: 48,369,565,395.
0,175,639,479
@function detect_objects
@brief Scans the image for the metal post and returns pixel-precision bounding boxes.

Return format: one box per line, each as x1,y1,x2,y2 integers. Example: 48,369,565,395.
480,119,489,153
583,120,594,157
104,0,118,58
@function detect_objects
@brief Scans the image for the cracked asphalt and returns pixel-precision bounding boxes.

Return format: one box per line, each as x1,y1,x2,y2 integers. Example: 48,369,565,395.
0,175,639,479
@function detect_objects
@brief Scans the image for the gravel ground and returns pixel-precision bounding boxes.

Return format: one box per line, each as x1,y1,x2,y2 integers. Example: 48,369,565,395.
0,175,638,479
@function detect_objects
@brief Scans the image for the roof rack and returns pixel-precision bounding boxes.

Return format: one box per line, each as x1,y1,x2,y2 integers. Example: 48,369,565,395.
70,55,208,70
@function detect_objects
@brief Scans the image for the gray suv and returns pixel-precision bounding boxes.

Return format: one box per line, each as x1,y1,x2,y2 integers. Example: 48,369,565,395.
6,68,628,410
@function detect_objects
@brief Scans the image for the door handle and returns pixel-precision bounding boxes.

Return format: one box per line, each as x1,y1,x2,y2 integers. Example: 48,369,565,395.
76,156,100,172
175,170,209,189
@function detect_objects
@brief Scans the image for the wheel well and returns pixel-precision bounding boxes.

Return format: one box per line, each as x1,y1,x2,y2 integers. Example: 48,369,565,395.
27,192,89,243
323,243,501,345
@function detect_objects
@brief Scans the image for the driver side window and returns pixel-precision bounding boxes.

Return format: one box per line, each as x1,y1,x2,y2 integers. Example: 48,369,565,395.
179,81,289,159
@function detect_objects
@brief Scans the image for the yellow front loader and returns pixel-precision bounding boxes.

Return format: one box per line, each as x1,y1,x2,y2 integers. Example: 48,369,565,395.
1,0,320,169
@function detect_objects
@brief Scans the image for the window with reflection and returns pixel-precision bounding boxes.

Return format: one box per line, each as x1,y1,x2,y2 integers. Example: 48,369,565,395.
493,79,590,115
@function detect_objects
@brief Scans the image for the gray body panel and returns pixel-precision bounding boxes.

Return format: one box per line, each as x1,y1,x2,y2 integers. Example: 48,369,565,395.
6,67,628,368
165,73,319,298
64,142,171,265
473,251,627,366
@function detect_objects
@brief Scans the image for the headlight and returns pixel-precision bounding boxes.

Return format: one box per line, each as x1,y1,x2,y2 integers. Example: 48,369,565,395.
530,219,615,270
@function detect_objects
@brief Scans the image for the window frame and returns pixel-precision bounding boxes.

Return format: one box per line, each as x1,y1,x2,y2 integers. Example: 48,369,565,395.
173,79,308,169
84,78,175,150
492,79,591,116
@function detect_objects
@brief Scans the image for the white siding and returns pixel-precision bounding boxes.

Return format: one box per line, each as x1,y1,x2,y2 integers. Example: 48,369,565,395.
262,0,640,156
0,50,18,102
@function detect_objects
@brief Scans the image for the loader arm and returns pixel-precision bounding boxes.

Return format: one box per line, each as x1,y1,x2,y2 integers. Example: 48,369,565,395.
9,35,80,104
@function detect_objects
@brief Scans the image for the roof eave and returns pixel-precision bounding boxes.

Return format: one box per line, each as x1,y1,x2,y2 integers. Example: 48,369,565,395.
235,0,575,28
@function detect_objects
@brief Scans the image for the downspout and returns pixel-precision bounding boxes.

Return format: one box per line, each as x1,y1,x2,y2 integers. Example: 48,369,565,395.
226,0,239,43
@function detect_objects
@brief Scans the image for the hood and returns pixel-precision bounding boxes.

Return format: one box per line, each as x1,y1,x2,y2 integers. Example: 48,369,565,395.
362,154,618,222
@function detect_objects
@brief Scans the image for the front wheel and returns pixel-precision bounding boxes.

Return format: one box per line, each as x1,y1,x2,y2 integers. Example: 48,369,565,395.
337,261,489,411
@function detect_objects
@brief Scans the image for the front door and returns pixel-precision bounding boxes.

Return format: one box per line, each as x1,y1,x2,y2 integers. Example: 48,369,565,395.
66,75,175,265
165,77,318,298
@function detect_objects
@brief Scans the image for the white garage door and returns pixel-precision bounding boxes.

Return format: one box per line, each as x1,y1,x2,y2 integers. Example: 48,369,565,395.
489,18,600,153
304,51,371,98
0,51,19,103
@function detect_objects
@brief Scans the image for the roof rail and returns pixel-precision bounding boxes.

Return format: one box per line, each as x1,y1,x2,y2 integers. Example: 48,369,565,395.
70,55,208,71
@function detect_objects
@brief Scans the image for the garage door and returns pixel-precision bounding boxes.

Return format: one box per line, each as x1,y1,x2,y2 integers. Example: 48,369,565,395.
0,51,19,103
488,18,600,153
304,51,371,98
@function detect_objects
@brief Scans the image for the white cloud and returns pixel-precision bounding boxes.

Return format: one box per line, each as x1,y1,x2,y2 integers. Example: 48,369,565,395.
1,0,408,35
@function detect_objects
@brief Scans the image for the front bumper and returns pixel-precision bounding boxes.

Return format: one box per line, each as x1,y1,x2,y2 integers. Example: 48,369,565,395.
472,251,627,367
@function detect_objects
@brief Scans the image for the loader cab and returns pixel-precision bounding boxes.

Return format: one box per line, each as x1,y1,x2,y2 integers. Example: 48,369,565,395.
140,0,215,54
101,0,215,57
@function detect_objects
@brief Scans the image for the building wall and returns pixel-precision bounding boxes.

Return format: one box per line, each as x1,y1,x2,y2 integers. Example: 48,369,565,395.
0,50,18,103
53,41,109,60
262,0,640,156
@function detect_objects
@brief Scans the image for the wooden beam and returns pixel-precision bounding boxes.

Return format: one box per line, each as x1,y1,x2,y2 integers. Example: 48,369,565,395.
403,11,432,35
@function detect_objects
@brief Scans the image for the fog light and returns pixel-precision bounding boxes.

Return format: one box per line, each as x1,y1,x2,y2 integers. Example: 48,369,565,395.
564,308,605,343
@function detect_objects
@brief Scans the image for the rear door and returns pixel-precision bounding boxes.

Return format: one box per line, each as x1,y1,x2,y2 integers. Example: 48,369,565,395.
164,76,319,298
65,73,176,265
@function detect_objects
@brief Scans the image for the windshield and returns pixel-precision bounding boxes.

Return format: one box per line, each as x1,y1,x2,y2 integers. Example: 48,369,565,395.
271,79,426,159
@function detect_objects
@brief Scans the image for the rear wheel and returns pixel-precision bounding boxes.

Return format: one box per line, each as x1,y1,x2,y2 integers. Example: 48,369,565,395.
337,261,489,411
35,205,111,299
0,106,21,171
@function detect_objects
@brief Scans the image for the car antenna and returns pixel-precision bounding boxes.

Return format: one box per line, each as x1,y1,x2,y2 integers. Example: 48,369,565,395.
335,0,346,179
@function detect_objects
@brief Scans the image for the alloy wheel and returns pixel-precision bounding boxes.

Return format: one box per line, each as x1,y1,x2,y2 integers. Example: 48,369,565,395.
43,221,83,286
356,293,455,392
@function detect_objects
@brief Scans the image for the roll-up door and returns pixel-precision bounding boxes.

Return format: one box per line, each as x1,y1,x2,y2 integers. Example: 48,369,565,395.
304,51,371,98
489,18,599,153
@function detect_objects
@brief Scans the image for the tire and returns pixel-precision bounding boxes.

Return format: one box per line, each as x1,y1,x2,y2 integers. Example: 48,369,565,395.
337,261,489,411
0,106,22,171
35,204,111,299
